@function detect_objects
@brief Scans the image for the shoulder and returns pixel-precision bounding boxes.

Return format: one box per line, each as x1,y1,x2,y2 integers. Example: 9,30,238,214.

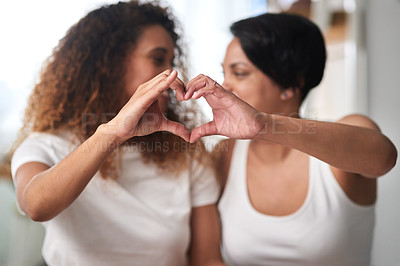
21,131,77,154
21,131,75,145
336,114,380,131
12,131,76,177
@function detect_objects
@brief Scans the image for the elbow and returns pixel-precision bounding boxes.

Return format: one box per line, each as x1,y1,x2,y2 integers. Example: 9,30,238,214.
372,143,398,178
27,210,51,222
21,192,54,222
27,212,45,222
384,145,398,174
23,202,53,222
190,259,225,266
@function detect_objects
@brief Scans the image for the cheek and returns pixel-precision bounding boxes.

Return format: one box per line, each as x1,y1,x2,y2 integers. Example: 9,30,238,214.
233,83,262,107
124,82,140,99
124,69,159,98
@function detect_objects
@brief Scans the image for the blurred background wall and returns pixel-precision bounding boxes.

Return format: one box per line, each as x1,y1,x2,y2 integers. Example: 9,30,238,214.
366,1,400,265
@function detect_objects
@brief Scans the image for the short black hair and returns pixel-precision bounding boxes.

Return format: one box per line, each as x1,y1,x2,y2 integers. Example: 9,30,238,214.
230,13,326,101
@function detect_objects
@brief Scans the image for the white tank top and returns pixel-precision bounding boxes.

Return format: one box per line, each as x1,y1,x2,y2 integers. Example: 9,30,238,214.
218,140,375,266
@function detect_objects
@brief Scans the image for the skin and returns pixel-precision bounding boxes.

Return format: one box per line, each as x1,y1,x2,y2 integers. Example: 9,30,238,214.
124,25,175,98
14,25,223,265
219,38,290,115
185,37,397,215
123,25,185,106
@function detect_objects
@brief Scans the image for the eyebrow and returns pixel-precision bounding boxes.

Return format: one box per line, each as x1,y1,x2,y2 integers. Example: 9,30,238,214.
221,62,248,68
149,47,169,54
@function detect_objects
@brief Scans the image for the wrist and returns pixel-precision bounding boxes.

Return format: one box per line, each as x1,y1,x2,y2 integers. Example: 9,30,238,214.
95,123,125,150
253,112,271,140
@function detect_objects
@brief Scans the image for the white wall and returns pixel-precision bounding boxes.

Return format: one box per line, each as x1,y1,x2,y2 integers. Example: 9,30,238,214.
367,0,400,265
0,0,117,157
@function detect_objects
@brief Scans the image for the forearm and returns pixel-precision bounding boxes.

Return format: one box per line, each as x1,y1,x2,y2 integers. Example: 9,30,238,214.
189,204,225,266
255,114,397,178
21,124,120,221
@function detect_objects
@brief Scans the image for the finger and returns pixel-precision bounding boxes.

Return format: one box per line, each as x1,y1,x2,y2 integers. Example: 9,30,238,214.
192,87,216,99
163,69,178,87
170,76,186,102
152,69,178,98
186,73,214,87
185,74,215,100
132,70,178,110
185,74,211,100
139,69,174,90
184,80,206,100
144,69,178,95
185,74,206,88
189,121,218,143
162,118,190,142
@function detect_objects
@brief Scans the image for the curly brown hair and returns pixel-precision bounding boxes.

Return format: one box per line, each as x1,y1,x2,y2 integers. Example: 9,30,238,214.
16,0,210,179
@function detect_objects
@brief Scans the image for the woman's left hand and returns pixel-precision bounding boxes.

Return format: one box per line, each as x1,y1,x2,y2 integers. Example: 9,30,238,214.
185,74,266,143
185,75,397,178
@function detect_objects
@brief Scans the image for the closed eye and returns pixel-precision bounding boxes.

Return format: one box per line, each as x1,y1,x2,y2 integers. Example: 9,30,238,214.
152,56,166,66
148,47,173,67
233,72,248,77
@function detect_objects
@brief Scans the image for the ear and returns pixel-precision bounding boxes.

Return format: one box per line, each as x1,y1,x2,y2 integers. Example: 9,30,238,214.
280,88,296,101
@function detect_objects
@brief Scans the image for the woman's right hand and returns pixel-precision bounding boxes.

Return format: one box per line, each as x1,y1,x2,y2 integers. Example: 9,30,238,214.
13,70,189,222
106,69,190,144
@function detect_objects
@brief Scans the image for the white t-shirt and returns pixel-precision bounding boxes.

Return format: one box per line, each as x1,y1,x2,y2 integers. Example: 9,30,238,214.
11,132,219,266
219,140,375,266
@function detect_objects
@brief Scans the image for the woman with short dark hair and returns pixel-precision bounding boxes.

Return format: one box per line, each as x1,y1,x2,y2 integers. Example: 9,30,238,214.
186,13,397,266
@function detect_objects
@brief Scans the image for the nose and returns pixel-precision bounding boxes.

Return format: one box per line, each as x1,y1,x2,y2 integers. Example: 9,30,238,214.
167,61,174,70
222,80,233,92
160,62,173,73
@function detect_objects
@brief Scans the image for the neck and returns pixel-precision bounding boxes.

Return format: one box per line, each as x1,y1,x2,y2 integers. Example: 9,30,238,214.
273,106,301,118
249,139,293,165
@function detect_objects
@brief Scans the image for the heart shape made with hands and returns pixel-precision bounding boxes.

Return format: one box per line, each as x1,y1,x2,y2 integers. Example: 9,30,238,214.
160,74,263,143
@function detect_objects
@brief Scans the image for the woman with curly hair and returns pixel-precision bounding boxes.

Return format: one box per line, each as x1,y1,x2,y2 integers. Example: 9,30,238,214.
11,1,223,265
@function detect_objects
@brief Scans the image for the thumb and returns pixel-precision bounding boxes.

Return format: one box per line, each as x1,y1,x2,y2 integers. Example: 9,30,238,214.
189,121,218,143
161,118,190,142
165,69,178,86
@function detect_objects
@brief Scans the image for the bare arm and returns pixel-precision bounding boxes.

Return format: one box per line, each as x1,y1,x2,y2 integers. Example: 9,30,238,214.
14,128,118,221
254,113,396,178
189,204,225,266
14,70,189,221
186,74,397,179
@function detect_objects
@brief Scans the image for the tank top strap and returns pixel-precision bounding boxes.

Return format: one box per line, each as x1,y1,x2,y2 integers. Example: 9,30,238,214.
219,140,251,208
230,140,250,173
